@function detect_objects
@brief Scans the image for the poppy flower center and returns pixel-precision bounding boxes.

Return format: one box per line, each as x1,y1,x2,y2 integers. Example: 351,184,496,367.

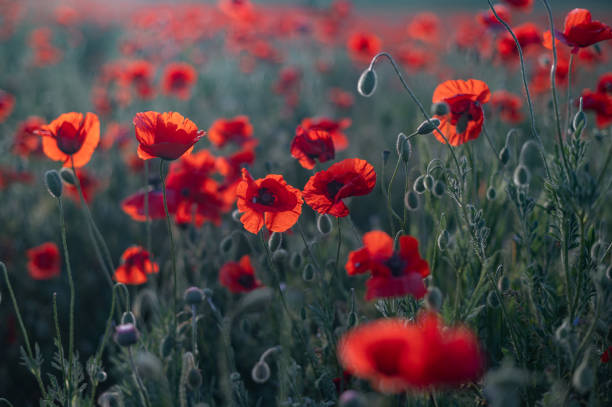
326,180,344,199
171,74,187,90
368,339,407,376
36,253,55,269
254,187,276,206
237,274,256,289
56,122,85,154
385,253,406,277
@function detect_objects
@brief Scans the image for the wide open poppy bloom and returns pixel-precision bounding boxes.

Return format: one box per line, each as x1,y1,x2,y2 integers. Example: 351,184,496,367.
300,117,351,151
497,23,542,60
162,62,197,99
113,246,159,285
290,126,335,169
0,90,15,123
432,79,490,146
27,242,60,280
38,112,100,167
208,115,254,148
580,89,612,128
236,168,302,234
347,32,381,63
303,158,375,218
346,231,429,300
219,255,262,293
490,90,524,124
121,188,179,222
543,9,612,54
133,111,205,160
12,116,45,157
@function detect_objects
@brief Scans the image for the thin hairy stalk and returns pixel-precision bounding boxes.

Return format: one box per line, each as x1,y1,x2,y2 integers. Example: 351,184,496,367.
481,122,502,164
159,160,178,335
565,54,575,135
51,293,67,398
335,217,342,275
297,221,322,271
57,196,75,401
386,156,402,233
1,262,47,398
128,347,152,407
144,160,152,256
191,305,198,355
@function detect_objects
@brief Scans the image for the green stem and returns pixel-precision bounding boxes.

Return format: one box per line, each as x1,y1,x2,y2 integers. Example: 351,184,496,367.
335,217,342,274
51,293,66,400
144,160,152,256
565,54,574,135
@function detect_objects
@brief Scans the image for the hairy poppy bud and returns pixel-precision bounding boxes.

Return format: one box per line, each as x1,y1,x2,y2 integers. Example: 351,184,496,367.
268,232,282,252
395,133,407,157
486,186,497,201
423,174,434,191
499,146,510,165
425,286,443,311
59,167,76,185
302,263,315,282
317,214,333,235
416,118,440,135
220,235,233,254
487,291,500,308
431,102,449,116
44,170,63,198
513,165,530,187
187,368,203,390
399,139,412,162
432,180,446,197
437,230,449,251
290,252,302,270
114,323,139,347
272,249,287,264
413,175,426,194
184,287,204,306
339,390,366,407
572,352,594,394
357,68,377,97
252,361,271,384
404,190,419,211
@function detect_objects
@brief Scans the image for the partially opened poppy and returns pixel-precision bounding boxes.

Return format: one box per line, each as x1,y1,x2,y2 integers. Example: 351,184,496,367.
300,117,351,151
113,246,159,285
39,112,100,167
543,9,612,54
133,111,205,160
290,126,335,169
236,168,302,234
0,90,15,123
208,115,254,148
27,242,60,280
162,62,197,99
431,79,490,146
346,231,429,300
303,158,375,218
219,255,262,293
490,90,524,124
121,187,179,222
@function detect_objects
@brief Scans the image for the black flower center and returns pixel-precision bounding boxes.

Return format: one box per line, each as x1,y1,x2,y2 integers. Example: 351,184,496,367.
255,188,276,206
326,180,344,199
385,253,406,277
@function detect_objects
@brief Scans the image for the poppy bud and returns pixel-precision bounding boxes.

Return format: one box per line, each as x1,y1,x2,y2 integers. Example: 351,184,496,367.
432,180,446,198
59,167,76,185
399,139,412,163
357,68,377,97
497,275,510,292
184,287,204,306
44,170,63,198
290,252,302,270
187,368,203,390
220,235,233,254
114,323,139,347
395,133,407,156
425,286,443,311
347,311,358,327
487,291,500,308
272,249,287,265
268,232,283,252
423,174,434,191
404,190,419,211
339,390,366,407
96,370,108,383
251,361,271,384
317,214,333,235
161,334,175,358
499,146,510,165
437,230,449,251
431,102,449,116
572,352,594,394
513,165,530,187
416,118,440,135
232,209,241,222
413,175,426,194
486,186,497,200
572,111,586,135
382,150,391,165
121,311,136,325
302,263,315,282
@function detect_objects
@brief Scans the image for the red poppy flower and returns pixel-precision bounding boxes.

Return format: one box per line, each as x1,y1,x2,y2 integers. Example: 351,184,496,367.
338,313,484,393
123,59,155,99
27,242,61,280
274,66,301,94
543,9,612,54
38,112,100,168
300,117,351,151
113,246,159,285
597,72,612,94
236,168,302,234
290,126,335,170
345,231,429,300
64,169,100,204
347,32,381,63
122,188,179,222
490,90,524,124
407,13,440,45
601,346,612,363
396,46,434,71
0,167,33,189
530,51,572,94
133,111,205,160
497,23,542,60
12,116,45,157
502,0,532,10
162,62,197,99
302,158,375,218
431,79,490,146
217,147,256,203
478,5,511,30
0,90,15,123
329,88,354,109
580,89,612,128
219,255,262,293
208,115,254,148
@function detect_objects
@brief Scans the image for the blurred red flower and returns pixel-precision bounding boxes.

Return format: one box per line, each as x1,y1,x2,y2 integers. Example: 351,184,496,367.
122,188,178,222
300,117,351,151
208,115,254,148
580,89,612,128
497,23,542,60
219,255,262,293
133,111,205,160
290,126,335,170
64,169,101,204
12,116,45,157
432,79,490,146
303,158,375,218
162,62,197,99
122,59,155,100
0,168,33,190
597,72,612,94
502,0,532,10
39,112,100,167
0,90,15,123
477,4,511,30
27,242,60,280
113,246,159,285
329,88,354,109
236,169,302,234
347,32,381,63
407,12,440,45
543,9,612,54
490,90,524,123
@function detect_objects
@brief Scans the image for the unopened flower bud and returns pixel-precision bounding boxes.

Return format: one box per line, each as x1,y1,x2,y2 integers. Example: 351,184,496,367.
339,390,366,407
399,138,412,162
220,235,233,254
555,319,572,342
114,323,139,347
404,191,419,211
272,249,287,264
423,174,434,191
431,102,449,116
357,68,377,97
416,118,440,135
487,291,500,308
572,110,587,134
513,165,530,187
96,370,108,383
499,146,510,165
59,167,76,185
437,230,449,251
268,232,282,252
413,175,426,194
486,186,497,201
590,240,604,262
432,180,446,197
44,170,63,198
290,252,302,270
251,361,271,384
425,286,443,311
317,214,333,235
187,368,203,390
395,133,407,157
121,311,136,325
184,287,204,306
302,263,315,282
347,311,358,327
232,209,241,222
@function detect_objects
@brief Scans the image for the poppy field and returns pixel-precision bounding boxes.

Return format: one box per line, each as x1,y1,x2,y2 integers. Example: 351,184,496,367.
1,0,612,406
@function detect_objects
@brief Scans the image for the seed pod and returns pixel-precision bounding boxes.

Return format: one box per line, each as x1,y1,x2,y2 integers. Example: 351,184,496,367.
487,291,500,308
44,170,63,198
187,368,203,390
290,252,303,270
59,167,76,185
317,214,333,235
416,118,440,135
357,68,377,97
423,175,434,191
486,186,497,201
339,390,367,407
413,175,426,194
404,190,419,211
251,361,271,384
425,286,443,311
432,180,446,197
499,146,510,165
220,235,233,254
513,165,530,187
114,323,139,347
184,287,204,306
302,263,315,282
437,230,449,251
268,232,283,252
431,102,449,116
